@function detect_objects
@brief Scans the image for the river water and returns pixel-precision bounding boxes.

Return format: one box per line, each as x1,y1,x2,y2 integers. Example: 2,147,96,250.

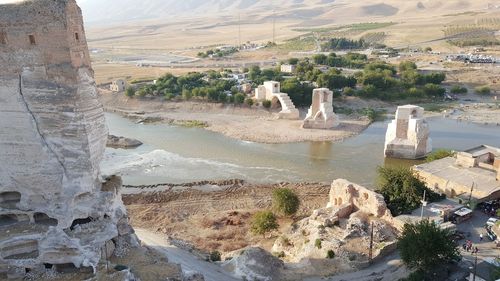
101,113,500,187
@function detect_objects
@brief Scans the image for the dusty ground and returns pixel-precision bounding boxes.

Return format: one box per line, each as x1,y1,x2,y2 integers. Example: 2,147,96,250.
99,89,375,144
123,180,331,255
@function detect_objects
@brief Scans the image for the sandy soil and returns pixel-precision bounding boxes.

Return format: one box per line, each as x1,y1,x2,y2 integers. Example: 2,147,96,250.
99,90,374,144
123,180,331,254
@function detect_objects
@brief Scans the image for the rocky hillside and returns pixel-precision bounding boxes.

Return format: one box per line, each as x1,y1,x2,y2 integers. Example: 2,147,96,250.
80,0,492,24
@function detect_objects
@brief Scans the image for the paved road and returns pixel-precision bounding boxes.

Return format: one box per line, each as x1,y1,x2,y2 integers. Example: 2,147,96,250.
135,229,240,281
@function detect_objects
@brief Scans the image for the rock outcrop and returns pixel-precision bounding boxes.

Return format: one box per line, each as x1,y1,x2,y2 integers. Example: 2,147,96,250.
384,105,432,159
302,88,339,129
271,179,398,274
0,0,134,278
107,135,143,149
223,247,284,281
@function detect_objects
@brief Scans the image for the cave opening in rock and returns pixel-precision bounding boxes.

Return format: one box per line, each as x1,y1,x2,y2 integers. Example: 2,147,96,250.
34,212,58,226
0,191,21,208
70,217,94,230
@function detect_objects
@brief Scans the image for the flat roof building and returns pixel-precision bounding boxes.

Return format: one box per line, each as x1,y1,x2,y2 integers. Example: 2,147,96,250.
413,145,500,202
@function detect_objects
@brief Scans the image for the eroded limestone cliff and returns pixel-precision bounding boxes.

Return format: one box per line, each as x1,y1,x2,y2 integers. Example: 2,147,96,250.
0,0,135,278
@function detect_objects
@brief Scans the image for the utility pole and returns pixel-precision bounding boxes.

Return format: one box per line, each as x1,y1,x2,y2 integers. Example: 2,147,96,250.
238,14,241,49
420,189,427,219
468,182,474,207
369,222,374,264
272,10,276,44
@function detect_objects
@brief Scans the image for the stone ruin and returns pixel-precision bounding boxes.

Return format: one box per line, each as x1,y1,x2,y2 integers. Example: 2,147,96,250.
0,0,135,278
254,81,300,119
272,179,397,269
302,88,339,129
384,105,432,159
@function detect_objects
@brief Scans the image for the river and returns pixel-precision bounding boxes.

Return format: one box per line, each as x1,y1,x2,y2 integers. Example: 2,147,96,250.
101,113,500,187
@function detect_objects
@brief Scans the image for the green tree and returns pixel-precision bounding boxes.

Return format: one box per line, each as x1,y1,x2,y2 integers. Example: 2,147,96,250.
426,149,455,162
377,166,443,216
398,220,460,275
272,188,300,216
234,93,245,105
423,83,446,98
182,89,193,100
250,211,279,235
399,61,417,73
288,57,299,65
312,54,327,65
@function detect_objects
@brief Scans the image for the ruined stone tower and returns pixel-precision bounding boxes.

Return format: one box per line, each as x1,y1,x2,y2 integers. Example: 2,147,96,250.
384,105,432,159
0,0,132,278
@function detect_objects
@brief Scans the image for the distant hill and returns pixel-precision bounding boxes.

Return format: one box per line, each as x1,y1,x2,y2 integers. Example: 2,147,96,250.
80,0,492,25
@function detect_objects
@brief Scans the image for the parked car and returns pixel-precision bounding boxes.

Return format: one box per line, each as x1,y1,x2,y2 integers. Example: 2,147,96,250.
486,218,499,227
485,226,498,241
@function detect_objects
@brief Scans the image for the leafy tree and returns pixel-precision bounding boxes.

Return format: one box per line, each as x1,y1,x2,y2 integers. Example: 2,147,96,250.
426,149,455,162
377,166,444,216
287,57,299,65
326,250,335,259
250,211,279,235
423,83,446,98
399,61,417,73
272,188,300,216
217,92,227,103
281,78,314,106
182,89,192,100
234,93,245,105
312,54,327,65
398,220,460,275
342,87,355,96
125,87,135,97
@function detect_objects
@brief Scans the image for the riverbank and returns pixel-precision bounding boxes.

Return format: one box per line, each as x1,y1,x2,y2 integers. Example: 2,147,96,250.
99,90,377,144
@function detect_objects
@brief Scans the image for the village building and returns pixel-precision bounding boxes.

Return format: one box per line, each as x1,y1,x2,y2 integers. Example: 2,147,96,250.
384,105,432,159
302,88,339,129
413,145,500,202
280,64,296,73
254,81,299,119
110,79,127,92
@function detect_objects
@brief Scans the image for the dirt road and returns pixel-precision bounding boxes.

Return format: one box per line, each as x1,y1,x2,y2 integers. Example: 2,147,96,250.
135,228,240,281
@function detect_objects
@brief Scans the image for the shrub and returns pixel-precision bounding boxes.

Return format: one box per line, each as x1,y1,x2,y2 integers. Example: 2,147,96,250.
245,98,254,107
182,89,193,100
450,85,468,94
326,250,335,259
209,251,221,262
342,87,355,96
426,149,455,162
315,239,322,249
262,100,272,109
250,211,279,235
125,87,135,97
475,86,491,95
234,93,245,104
164,93,175,100
272,188,300,216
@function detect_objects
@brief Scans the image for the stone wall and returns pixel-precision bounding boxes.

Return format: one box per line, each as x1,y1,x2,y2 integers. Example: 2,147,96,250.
328,179,393,220
0,0,132,278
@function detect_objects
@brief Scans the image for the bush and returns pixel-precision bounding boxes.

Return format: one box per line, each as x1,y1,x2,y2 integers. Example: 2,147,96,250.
234,93,245,104
125,87,135,97
450,85,468,94
475,86,491,95
315,239,322,249
326,250,335,259
342,87,355,96
182,89,193,100
426,149,455,162
272,188,300,216
262,100,272,109
164,92,175,100
209,251,221,262
250,211,279,235
245,98,254,107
